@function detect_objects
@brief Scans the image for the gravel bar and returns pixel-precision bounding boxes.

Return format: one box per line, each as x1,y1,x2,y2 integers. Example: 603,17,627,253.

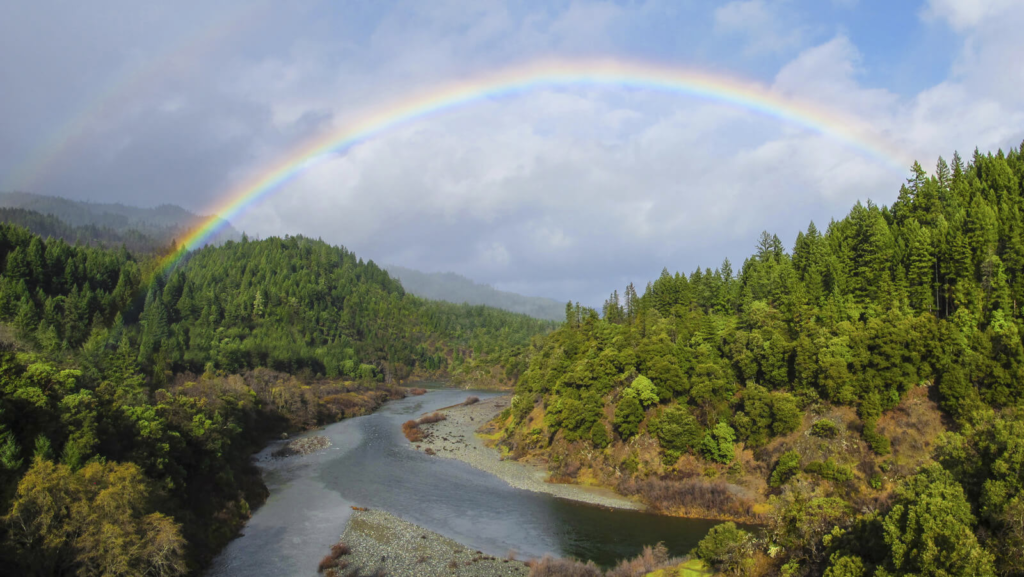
414,395,642,511
338,509,529,577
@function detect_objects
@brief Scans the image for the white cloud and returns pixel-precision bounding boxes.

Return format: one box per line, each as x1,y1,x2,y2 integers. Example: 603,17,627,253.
7,0,1024,306
922,0,1020,31
713,0,805,54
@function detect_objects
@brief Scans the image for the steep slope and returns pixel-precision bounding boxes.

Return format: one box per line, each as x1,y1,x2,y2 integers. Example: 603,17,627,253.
500,148,1024,576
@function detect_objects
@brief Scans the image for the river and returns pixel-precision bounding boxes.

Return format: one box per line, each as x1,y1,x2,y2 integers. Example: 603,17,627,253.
207,387,724,576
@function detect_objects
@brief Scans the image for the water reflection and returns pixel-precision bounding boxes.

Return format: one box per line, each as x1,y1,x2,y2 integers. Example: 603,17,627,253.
209,387,723,575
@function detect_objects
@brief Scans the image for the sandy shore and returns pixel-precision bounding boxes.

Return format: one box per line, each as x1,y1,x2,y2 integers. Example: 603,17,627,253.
413,395,642,511
339,509,529,577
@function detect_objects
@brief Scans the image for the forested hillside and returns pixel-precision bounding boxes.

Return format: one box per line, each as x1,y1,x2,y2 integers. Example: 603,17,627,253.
387,265,566,321
0,207,168,254
0,191,240,246
497,147,1024,577
0,226,553,574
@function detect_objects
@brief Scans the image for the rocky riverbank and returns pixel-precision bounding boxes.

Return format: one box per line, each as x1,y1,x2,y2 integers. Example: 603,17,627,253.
413,395,642,511
272,434,332,458
337,509,529,577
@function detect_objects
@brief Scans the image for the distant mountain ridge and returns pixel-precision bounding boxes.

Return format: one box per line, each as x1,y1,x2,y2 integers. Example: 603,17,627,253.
0,191,240,246
387,265,565,321
0,207,168,254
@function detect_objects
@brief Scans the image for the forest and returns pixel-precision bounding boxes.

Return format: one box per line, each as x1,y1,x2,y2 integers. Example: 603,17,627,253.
0,222,553,575
497,147,1024,577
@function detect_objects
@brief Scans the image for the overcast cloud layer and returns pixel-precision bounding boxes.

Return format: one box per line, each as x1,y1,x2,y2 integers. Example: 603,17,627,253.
2,0,1023,306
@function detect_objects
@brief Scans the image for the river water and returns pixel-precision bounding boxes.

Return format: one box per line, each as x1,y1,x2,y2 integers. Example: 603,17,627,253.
207,387,724,576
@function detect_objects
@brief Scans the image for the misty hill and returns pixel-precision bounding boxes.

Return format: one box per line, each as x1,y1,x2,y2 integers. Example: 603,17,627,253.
0,191,240,246
0,207,168,254
387,265,565,321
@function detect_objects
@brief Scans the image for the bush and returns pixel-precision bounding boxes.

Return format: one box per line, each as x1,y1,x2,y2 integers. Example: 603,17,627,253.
863,426,891,455
804,458,854,483
650,405,702,458
418,412,447,425
769,450,801,487
619,477,761,520
590,421,610,449
699,423,736,464
526,556,603,577
811,419,839,439
693,522,753,575
628,375,660,407
402,420,424,442
317,541,351,574
614,395,644,440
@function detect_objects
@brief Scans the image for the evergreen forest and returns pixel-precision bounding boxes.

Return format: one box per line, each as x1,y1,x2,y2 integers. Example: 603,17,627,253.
0,222,553,574
498,148,1024,577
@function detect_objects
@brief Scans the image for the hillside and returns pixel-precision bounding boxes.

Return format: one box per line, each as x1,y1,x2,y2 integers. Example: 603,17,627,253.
0,191,240,246
0,224,553,574
496,148,1024,576
387,265,565,321
0,207,167,254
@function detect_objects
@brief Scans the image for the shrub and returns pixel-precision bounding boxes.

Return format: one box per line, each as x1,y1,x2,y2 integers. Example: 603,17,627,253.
629,375,660,407
863,426,892,455
693,522,754,575
402,420,424,442
804,458,854,483
699,423,736,464
606,543,671,577
526,556,602,577
590,421,610,449
418,412,447,425
811,419,839,439
650,405,702,459
614,395,644,439
769,450,801,487
619,477,761,520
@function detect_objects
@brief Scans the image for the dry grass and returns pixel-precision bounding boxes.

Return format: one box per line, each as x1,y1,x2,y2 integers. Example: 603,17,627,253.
402,420,425,442
527,556,603,577
606,543,672,577
527,544,678,577
317,541,351,574
619,477,764,522
418,412,447,425
402,412,447,442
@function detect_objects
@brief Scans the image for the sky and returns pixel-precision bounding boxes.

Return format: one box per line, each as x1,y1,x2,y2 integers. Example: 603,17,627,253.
2,0,1023,307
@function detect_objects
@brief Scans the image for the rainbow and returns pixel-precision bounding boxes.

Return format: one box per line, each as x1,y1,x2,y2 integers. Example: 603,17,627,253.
161,57,914,273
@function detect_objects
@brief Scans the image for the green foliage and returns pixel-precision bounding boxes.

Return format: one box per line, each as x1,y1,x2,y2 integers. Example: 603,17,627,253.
3,458,187,576
614,394,644,440
768,491,852,566
877,465,995,577
804,459,855,483
692,522,754,575
628,375,659,407
770,450,801,487
823,555,866,577
699,423,736,464
649,404,702,461
0,426,22,471
590,421,610,449
811,419,839,439
934,410,1024,574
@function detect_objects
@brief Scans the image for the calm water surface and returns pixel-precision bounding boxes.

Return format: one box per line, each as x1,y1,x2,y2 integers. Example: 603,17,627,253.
207,387,723,576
